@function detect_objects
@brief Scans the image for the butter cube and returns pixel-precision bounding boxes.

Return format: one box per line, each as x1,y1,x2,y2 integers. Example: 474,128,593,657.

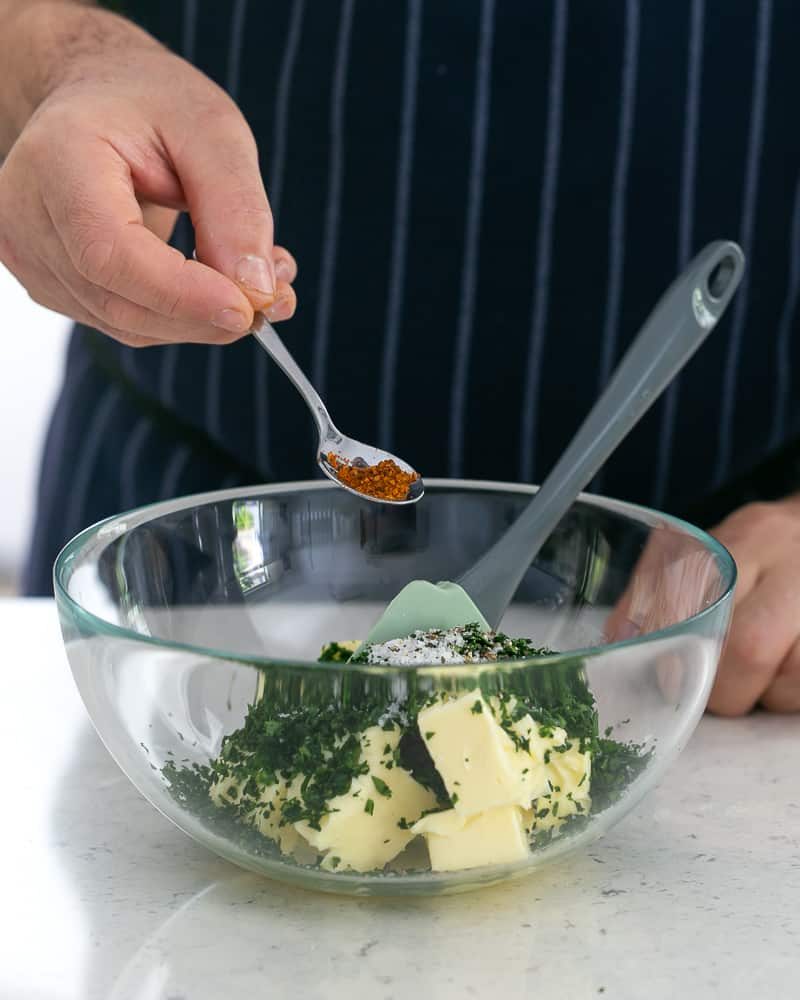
493,709,592,817
248,780,301,854
413,805,530,871
503,713,570,806
523,732,592,834
209,772,244,809
418,692,523,815
210,763,302,855
295,725,436,872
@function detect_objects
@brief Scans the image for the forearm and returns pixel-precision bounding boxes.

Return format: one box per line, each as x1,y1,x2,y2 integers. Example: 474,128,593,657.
0,0,158,155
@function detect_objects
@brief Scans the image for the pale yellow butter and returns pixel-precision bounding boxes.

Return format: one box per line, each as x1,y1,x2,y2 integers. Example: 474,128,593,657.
417,691,526,815
209,771,243,809
209,765,302,855
526,741,592,834
295,725,436,872
413,805,529,871
248,779,302,854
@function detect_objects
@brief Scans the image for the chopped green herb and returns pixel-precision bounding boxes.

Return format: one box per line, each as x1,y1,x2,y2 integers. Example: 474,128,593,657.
318,642,357,663
372,776,392,798
160,624,651,872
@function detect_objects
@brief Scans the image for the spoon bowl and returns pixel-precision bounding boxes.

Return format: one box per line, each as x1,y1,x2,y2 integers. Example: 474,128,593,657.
318,438,425,505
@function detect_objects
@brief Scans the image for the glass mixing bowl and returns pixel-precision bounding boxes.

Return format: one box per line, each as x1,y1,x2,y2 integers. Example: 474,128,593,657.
55,480,735,896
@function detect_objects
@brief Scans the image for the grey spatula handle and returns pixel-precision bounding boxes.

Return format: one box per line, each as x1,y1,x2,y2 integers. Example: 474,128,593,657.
458,240,745,628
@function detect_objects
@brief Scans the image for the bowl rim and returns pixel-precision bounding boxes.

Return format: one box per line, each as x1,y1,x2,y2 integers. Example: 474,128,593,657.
53,477,737,672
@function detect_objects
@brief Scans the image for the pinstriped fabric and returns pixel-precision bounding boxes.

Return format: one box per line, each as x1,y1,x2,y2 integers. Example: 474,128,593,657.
448,0,496,477
29,1,800,602
311,0,356,396
21,350,94,595
714,0,773,487
596,0,640,394
158,337,179,410
205,0,248,443
63,384,123,540
268,0,305,226
378,0,423,449
651,0,705,509
158,442,192,501
120,416,154,510
676,0,704,281
769,175,800,451
518,0,568,484
227,0,248,108
181,0,197,59
255,0,306,475
592,0,640,493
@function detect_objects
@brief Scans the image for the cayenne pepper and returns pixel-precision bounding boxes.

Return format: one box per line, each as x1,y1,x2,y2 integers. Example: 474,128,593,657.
326,452,419,501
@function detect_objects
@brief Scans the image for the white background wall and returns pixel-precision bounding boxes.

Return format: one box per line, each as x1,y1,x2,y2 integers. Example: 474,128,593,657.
0,265,70,588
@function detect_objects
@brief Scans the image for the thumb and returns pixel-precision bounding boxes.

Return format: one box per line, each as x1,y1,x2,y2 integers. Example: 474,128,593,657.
170,107,276,310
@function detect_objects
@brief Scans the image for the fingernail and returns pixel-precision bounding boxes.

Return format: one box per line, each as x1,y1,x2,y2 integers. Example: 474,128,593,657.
235,254,274,296
212,308,250,334
265,295,293,323
275,258,293,282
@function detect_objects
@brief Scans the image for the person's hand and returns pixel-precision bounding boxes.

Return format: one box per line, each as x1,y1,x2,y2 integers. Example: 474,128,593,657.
706,497,800,715
606,496,800,716
0,4,296,347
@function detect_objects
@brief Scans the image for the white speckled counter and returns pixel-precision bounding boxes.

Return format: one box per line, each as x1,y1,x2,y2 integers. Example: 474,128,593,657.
2,599,798,1000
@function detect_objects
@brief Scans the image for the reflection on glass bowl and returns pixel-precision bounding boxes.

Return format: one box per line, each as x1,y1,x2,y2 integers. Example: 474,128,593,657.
55,480,735,896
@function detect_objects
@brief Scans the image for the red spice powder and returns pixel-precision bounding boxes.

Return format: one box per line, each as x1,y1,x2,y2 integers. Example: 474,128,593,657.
327,452,419,501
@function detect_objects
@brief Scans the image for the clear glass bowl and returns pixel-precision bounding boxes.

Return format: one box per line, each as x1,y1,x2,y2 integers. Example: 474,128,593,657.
55,479,735,896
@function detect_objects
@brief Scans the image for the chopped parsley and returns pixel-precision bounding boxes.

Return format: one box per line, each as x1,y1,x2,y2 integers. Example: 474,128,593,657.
371,776,392,798
160,627,651,872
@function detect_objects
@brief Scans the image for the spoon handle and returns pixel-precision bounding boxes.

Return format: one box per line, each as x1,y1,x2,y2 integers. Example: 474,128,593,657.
251,314,338,444
458,240,746,628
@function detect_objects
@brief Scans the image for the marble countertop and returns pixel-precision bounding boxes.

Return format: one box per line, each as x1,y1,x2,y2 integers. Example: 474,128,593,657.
3,598,798,1000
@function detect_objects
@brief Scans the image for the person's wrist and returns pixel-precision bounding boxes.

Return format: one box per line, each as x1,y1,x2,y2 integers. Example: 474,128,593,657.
4,3,160,141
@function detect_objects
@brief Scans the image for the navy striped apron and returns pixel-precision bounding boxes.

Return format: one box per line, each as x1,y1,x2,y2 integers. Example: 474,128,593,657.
24,0,800,594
